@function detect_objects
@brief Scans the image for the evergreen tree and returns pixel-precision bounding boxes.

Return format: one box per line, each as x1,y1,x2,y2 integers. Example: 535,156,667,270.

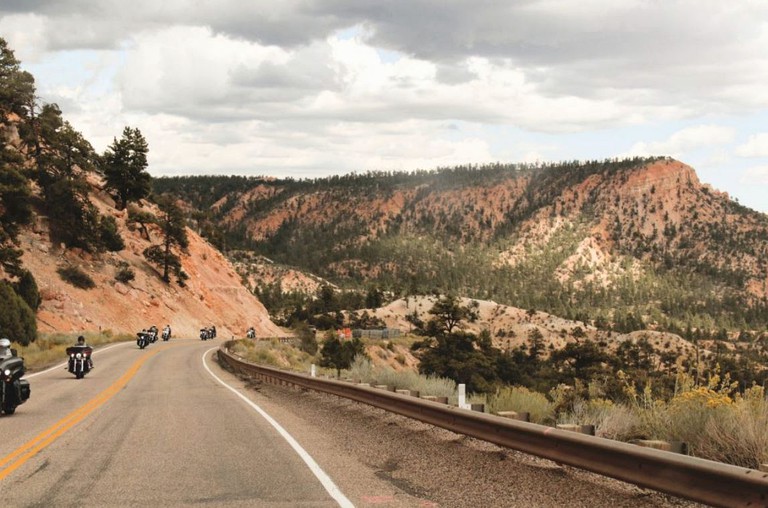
143,196,189,284
98,214,125,251
319,331,366,377
424,295,479,335
0,281,36,346
365,286,384,308
0,163,32,275
295,322,319,355
102,126,151,209
0,37,35,118
0,39,34,275
13,270,41,311
45,177,101,251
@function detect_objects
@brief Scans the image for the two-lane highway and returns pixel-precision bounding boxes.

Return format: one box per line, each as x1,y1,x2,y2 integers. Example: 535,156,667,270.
0,339,350,506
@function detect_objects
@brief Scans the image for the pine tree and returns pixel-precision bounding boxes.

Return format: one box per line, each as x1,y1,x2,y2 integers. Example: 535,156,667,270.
102,127,151,209
143,196,189,284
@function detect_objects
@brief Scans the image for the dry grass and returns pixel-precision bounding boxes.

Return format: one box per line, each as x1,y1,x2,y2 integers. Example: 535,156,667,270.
695,387,768,468
348,356,458,400
487,386,554,424
233,338,316,372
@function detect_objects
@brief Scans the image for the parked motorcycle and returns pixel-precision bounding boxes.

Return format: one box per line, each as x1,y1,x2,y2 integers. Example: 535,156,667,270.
1,351,31,415
66,345,92,379
137,331,151,349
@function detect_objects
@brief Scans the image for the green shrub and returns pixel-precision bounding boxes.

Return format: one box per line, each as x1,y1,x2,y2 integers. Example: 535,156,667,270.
57,265,96,289
0,281,37,346
99,214,125,251
114,262,135,283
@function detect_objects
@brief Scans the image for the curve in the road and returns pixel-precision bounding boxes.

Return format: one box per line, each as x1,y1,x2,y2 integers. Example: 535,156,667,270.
201,347,354,508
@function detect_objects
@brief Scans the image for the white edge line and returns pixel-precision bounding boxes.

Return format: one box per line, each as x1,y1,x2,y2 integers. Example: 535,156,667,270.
26,341,133,379
202,347,354,508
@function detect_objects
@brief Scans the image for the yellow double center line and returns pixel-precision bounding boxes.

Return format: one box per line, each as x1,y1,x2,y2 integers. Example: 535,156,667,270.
0,349,159,481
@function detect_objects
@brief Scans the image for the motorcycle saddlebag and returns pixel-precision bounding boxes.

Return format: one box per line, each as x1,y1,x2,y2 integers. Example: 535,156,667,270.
18,379,30,402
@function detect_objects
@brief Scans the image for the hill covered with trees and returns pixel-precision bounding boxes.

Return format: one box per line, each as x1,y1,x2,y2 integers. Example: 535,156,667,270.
154,157,768,338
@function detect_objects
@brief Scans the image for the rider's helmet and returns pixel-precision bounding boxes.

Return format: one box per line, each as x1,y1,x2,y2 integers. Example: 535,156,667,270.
77,335,85,345
0,338,11,357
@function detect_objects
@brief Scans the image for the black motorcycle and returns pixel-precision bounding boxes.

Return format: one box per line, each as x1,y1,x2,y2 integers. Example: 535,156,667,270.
1,352,31,415
200,328,211,340
66,346,92,379
137,331,151,349
162,327,171,341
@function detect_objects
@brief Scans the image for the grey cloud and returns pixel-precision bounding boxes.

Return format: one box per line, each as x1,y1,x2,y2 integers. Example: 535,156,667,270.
229,46,338,92
435,64,476,85
13,0,768,124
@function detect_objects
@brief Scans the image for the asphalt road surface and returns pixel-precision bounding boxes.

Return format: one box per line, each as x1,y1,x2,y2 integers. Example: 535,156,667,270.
0,339,354,507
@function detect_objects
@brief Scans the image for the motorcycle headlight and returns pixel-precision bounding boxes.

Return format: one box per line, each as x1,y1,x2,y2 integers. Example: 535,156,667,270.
70,353,75,358
76,353,82,359
3,369,10,377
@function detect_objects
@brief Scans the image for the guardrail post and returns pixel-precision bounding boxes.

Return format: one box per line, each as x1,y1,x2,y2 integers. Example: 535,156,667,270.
310,364,316,377
630,440,688,455
556,424,595,435
497,411,530,422
458,384,471,409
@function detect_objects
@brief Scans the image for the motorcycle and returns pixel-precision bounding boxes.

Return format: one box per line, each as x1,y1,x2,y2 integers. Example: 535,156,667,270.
162,328,171,341
137,331,151,349
148,327,158,343
66,346,92,379
200,328,211,340
1,351,31,415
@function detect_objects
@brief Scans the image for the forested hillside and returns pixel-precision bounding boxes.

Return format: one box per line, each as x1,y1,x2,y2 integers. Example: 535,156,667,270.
154,158,768,336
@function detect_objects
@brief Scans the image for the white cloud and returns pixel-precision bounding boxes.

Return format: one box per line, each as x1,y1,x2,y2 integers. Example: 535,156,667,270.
627,125,736,157
741,166,768,185
0,13,48,62
735,133,768,158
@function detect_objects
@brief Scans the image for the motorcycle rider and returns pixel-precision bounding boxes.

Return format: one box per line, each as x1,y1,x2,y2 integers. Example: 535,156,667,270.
74,335,94,369
0,338,12,360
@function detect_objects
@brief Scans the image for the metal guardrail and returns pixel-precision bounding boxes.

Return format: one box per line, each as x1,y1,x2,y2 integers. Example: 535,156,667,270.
218,346,768,508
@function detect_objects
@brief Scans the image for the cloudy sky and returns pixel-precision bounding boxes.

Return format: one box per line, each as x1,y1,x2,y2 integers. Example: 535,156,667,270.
2,1,767,212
